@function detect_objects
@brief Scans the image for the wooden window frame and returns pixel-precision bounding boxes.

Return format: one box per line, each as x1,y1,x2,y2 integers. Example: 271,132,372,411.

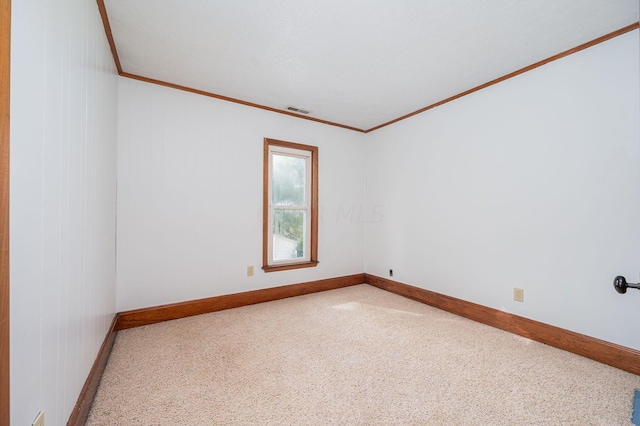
263,138,318,272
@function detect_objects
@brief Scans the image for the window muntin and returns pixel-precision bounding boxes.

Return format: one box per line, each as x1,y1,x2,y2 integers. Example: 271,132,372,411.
263,138,318,272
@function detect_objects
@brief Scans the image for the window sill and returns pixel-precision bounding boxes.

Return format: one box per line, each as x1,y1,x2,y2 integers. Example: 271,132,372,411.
262,261,319,273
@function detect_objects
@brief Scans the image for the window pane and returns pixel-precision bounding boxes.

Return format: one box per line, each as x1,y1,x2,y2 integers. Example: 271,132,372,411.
272,154,306,206
273,209,306,261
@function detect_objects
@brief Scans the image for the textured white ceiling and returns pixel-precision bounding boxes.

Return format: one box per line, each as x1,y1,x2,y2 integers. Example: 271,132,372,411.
104,0,638,131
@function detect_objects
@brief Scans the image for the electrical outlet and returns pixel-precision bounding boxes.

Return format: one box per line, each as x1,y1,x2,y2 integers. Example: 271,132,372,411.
247,266,254,276
514,288,524,302
389,269,393,277
32,411,44,426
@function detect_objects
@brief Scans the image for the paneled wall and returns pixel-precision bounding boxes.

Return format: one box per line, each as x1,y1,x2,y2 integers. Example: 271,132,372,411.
116,77,366,312
365,30,640,350
10,0,118,424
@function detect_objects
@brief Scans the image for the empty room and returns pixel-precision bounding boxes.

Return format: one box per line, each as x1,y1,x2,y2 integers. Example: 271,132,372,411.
4,0,640,425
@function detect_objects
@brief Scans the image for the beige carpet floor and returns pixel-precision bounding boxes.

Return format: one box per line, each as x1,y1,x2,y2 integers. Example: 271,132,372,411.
87,284,640,425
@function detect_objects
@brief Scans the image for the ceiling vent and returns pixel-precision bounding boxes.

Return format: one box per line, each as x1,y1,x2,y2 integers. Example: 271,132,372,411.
286,106,311,115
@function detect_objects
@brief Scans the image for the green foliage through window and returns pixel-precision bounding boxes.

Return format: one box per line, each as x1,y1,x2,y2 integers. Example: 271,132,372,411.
273,210,305,258
272,154,306,206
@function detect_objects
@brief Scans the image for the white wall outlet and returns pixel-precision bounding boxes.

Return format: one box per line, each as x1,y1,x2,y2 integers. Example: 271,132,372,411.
514,288,524,302
32,411,44,426
247,266,254,276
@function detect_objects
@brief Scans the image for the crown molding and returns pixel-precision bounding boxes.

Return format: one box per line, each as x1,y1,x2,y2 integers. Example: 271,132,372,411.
366,22,639,133
96,1,638,133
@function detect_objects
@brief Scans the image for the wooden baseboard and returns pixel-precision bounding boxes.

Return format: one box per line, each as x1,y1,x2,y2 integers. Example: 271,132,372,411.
70,272,637,425
67,315,118,426
116,273,366,330
364,274,640,376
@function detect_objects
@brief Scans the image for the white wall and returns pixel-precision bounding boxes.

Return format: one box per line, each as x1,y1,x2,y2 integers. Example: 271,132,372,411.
116,77,366,312
366,30,640,350
10,0,118,424
7,3,636,422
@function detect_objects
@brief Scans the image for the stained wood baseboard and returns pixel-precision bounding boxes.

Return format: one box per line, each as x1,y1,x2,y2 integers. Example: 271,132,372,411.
68,272,638,425
365,274,640,376
67,315,118,426
116,273,366,330
68,274,365,423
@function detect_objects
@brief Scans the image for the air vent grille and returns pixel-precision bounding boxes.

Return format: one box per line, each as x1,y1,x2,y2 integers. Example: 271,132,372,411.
286,106,310,115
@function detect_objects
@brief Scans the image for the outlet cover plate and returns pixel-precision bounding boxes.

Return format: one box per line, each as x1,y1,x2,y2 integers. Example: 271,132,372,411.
514,288,524,302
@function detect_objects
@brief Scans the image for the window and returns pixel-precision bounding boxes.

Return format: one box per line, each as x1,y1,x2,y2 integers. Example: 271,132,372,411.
263,138,318,272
